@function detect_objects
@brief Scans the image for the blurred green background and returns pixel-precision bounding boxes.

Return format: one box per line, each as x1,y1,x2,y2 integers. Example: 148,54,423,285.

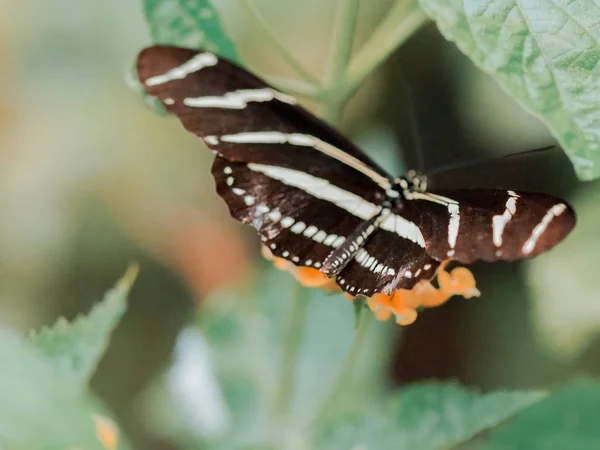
2,0,599,447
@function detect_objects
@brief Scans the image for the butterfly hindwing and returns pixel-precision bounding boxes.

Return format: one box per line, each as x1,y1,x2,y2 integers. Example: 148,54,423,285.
212,156,369,270
336,227,440,296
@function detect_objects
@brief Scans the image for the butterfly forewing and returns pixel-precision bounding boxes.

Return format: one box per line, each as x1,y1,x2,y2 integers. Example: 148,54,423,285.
406,189,576,263
136,46,392,203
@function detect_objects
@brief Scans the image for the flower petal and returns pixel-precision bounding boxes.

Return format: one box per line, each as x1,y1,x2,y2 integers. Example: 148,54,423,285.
367,293,395,321
262,246,479,325
291,266,339,289
450,267,481,298
438,264,480,298
394,307,418,326
411,280,452,308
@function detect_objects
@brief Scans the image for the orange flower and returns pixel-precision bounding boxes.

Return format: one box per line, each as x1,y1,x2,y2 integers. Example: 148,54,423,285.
262,246,338,290
367,293,395,322
410,280,451,308
437,263,481,299
262,246,480,325
368,291,419,325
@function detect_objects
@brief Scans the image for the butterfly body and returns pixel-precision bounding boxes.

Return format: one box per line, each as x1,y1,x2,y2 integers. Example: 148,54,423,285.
137,46,576,297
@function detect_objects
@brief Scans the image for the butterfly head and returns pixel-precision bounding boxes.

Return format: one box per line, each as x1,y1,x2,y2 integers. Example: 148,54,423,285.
406,170,428,191
393,171,428,199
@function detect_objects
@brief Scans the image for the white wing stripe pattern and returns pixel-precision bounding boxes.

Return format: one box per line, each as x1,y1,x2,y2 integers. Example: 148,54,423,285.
145,52,218,86
379,214,425,247
405,191,459,253
222,132,392,190
247,163,425,247
492,190,519,247
447,204,460,251
219,160,351,267
184,88,297,109
522,203,567,255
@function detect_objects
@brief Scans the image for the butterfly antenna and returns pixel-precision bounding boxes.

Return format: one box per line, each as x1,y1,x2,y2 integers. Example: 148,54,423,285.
396,65,425,172
426,145,559,178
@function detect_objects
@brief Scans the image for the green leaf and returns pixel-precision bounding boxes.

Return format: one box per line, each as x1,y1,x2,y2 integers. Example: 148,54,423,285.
29,264,138,387
144,267,391,448
419,0,600,181
0,331,108,449
312,383,544,450
482,380,600,449
143,0,241,63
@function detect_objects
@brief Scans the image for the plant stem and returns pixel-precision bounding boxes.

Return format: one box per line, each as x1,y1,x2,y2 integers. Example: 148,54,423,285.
322,0,361,124
307,305,371,426
239,0,321,85
345,1,428,96
274,282,310,419
327,0,361,86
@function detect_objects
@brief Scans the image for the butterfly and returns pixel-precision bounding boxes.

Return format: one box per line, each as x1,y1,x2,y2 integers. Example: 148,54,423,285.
136,45,576,297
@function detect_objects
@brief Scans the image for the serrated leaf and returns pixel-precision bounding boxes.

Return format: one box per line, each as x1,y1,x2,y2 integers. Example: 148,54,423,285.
29,264,138,387
312,383,544,450
0,331,107,449
143,0,241,63
419,0,600,181
482,380,600,449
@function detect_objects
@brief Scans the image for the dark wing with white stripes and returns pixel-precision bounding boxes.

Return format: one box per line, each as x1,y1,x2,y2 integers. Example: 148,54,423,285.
212,156,368,270
136,45,392,203
212,154,441,295
336,227,440,296
137,45,399,274
406,189,576,264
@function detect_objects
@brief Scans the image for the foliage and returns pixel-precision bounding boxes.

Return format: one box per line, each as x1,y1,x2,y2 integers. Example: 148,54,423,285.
312,383,545,450
481,381,600,449
143,0,241,62
3,0,597,448
419,0,600,181
142,268,600,450
0,267,136,448
129,0,600,448
0,332,106,449
4,260,599,449
29,264,138,387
